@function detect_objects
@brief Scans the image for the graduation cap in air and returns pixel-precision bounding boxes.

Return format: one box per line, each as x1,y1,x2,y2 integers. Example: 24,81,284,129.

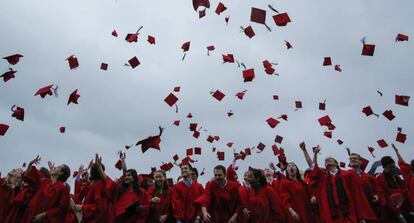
164,93,178,107
207,135,214,143
181,41,191,60
193,131,200,139
147,35,156,45
135,126,164,153
11,105,24,121
0,124,9,136
222,54,235,63
395,33,409,42
251,7,271,31
67,89,80,105
319,100,326,110
285,40,293,49
189,123,198,131
59,127,65,133
206,45,215,55
125,26,143,43
66,55,79,70
235,90,246,100
367,146,375,158
1,69,17,82
199,9,206,18
361,37,375,56
382,109,395,121
194,147,202,155
275,135,283,144
268,5,291,27
173,120,180,126
34,84,58,98
396,128,406,143
324,131,333,138
295,101,303,110
273,95,279,100
377,139,388,148
242,68,255,82
100,63,108,71
241,26,255,39
225,16,230,25
217,151,225,160
3,54,23,65
362,106,379,117
128,56,140,69
215,2,227,15
160,162,174,172
266,117,279,128
111,30,118,37
395,95,410,106
193,0,210,11
257,143,266,153
263,60,277,75
211,90,225,101
323,57,332,66
114,152,124,171
334,65,342,72
318,115,332,126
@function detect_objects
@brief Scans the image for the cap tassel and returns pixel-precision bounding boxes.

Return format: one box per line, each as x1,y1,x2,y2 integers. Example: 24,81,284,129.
136,26,144,34
264,23,272,32
345,147,351,157
361,36,367,45
52,85,59,97
182,52,187,61
268,4,279,13
397,127,403,133
175,104,179,113
11,105,16,112
158,126,164,136
207,49,210,56
377,90,383,97
236,60,240,67
241,63,246,69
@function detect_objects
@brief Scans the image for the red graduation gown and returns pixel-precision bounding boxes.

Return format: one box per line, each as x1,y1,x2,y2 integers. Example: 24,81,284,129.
280,178,313,223
81,180,109,223
244,185,285,223
21,177,70,223
145,187,172,223
0,178,15,222
399,160,414,204
354,170,382,218
4,185,38,223
171,180,204,222
238,184,250,223
115,188,149,223
309,164,377,223
195,180,241,222
376,172,414,222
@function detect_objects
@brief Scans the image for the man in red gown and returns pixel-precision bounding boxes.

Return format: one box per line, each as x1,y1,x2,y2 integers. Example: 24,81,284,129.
195,165,240,223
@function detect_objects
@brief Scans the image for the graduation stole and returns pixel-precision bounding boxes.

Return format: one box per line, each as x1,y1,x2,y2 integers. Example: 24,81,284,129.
326,170,349,210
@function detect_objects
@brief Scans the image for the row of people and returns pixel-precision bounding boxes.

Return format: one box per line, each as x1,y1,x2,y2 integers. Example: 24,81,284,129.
0,143,413,223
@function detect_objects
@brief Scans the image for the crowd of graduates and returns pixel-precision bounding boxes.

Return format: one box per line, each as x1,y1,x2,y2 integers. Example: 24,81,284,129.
0,143,413,223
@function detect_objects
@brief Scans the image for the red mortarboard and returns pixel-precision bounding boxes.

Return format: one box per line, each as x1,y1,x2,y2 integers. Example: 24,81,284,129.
337,139,343,145
0,124,9,136
67,89,80,105
396,133,406,143
275,135,283,144
295,101,302,109
125,33,138,43
136,127,163,153
212,90,225,101
66,55,79,70
395,95,410,106
186,148,193,156
339,162,346,168
368,146,375,155
193,131,200,139
173,86,181,92
324,131,333,138
189,123,198,131
377,139,388,148
215,2,227,15
206,45,215,55
160,162,174,172
242,69,255,82
361,38,375,56
193,0,210,11
173,120,180,126
273,95,279,100
72,171,79,178
266,117,279,128
245,148,252,155
235,91,246,100
111,30,118,37
199,9,206,18
327,123,336,131
187,113,193,118
212,147,217,152
362,106,374,117
382,110,395,121
222,54,235,63
285,40,293,49
194,147,202,155
214,135,220,141
3,54,23,65
164,93,178,107
251,7,266,24
166,178,174,186
128,56,140,69
34,84,54,98
318,115,332,126
100,63,108,71
1,69,17,82
227,111,234,117
207,135,214,143
173,154,179,161
334,65,342,72
147,35,156,45
217,151,225,160
323,57,332,66
59,127,65,133
243,26,255,39
319,102,326,110
11,106,24,121
395,33,409,42
257,143,266,151
115,159,122,170
273,12,291,26
181,41,191,52
226,142,233,148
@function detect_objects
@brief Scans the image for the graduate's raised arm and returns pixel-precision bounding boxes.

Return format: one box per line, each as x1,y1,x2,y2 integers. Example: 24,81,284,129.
299,142,313,168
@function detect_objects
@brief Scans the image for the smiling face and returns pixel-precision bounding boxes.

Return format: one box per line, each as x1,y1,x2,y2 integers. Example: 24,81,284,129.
181,164,190,178
349,154,362,168
287,162,298,178
154,171,165,187
214,169,226,185
123,171,134,185
264,168,274,183
325,157,338,169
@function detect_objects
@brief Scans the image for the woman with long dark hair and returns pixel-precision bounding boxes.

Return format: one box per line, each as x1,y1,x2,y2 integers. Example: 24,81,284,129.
145,170,172,223
115,168,149,223
281,162,313,223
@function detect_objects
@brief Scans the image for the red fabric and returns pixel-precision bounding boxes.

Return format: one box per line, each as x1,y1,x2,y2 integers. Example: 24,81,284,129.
238,185,250,223
226,165,238,183
376,172,414,222
0,178,15,222
354,171,382,217
145,187,172,223
309,164,377,223
4,185,37,223
243,185,285,223
81,180,109,223
195,180,241,222
105,176,119,223
399,160,414,204
171,180,204,222
115,188,149,223
20,167,70,223
280,178,313,223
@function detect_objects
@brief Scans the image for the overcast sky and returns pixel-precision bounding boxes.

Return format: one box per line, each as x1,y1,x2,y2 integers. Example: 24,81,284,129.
0,0,413,185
